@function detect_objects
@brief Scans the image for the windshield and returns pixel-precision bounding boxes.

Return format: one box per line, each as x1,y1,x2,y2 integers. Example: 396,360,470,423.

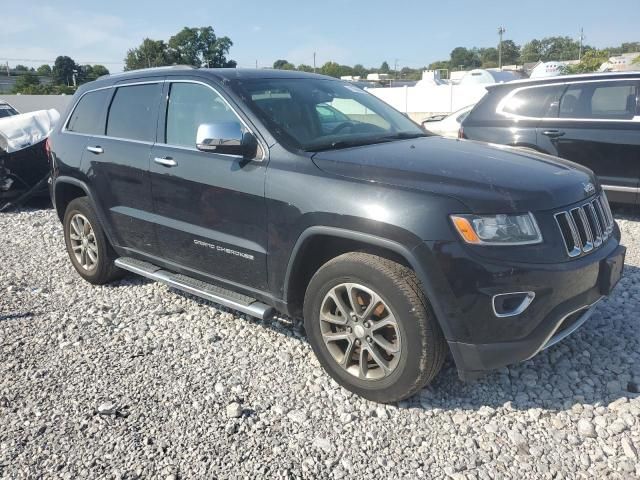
229,78,425,151
0,104,18,118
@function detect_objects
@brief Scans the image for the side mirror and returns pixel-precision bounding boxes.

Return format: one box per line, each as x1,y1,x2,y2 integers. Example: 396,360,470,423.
196,122,258,158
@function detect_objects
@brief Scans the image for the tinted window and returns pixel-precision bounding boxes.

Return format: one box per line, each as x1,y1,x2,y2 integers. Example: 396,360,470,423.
106,83,162,142
560,81,639,120
66,89,110,134
501,85,565,118
230,78,422,150
166,82,239,148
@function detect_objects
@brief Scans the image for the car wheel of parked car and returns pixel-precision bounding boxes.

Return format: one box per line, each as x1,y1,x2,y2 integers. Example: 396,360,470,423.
303,252,446,403
63,197,122,284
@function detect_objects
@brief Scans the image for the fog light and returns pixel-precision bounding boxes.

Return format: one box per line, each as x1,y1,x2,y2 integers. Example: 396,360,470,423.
492,292,535,317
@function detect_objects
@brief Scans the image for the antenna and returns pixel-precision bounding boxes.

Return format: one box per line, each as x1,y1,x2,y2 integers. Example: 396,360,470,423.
579,27,585,60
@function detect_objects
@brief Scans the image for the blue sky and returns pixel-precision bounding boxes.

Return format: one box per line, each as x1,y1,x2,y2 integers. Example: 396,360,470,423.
1,0,638,72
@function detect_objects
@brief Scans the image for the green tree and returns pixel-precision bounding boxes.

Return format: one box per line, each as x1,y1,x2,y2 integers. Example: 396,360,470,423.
12,72,40,93
520,39,543,63
320,61,344,78
14,64,29,72
379,61,390,73
297,64,314,72
500,40,520,65
168,26,236,67
428,60,450,71
565,49,610,74
36,64,52,76
273,59,296,70
352,64,368,77
125,38,175,70
479,47,498,67
52,56,78,86
450,47,480,70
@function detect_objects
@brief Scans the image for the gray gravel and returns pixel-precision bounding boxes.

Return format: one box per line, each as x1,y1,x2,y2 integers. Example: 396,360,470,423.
1,206,639,479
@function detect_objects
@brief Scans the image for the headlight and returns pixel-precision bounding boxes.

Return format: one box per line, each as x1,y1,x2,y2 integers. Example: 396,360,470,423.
450,213,542,245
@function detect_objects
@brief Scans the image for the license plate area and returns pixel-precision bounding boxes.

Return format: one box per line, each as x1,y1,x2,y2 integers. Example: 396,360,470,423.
599,245,626,295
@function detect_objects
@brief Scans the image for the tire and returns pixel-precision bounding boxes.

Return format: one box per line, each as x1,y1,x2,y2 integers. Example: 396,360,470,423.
63,197,123,284
303,252,446,403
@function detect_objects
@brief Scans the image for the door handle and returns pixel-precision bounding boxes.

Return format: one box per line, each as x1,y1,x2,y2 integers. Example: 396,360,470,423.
154,157,177,167
541,130,565,138
86,146,104,154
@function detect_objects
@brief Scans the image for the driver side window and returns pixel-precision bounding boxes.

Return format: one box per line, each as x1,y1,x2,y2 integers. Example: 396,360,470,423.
166,82,240,148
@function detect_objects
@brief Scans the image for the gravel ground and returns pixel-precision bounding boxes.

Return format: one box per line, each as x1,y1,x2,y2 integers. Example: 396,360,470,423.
1,206,639,480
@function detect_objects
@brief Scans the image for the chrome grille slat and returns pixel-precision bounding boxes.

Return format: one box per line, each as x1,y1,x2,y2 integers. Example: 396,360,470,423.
555,192,614,258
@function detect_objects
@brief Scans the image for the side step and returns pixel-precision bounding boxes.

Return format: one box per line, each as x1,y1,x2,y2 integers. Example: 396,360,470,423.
114,257,275,320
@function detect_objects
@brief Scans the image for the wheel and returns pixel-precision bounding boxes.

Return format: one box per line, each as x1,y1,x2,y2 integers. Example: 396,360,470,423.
63,197,122,284
303,252,446,403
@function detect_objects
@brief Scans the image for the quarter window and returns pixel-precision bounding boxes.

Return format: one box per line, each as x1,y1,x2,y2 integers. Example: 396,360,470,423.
66,89,110,134
166,82,239,148
500,85,565,118
559,81,639,120
106,83,162,142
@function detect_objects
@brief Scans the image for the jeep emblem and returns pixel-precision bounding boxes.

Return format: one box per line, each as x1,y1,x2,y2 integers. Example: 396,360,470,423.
583,182,595,195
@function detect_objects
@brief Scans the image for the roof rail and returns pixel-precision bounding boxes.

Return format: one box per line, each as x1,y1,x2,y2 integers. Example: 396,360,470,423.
98,65,196,80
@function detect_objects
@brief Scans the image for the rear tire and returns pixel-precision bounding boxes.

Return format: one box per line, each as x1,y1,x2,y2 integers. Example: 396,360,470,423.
303,252,446,403
63,197,123,284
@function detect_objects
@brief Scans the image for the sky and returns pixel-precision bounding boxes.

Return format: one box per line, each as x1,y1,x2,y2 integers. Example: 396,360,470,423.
1,0,638,72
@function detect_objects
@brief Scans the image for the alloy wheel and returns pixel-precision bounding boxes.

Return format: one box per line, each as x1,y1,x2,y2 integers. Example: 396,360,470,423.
68,213,99,271
319,282,402,380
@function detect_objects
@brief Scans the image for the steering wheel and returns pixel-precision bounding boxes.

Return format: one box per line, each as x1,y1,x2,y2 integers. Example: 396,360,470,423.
330,121,356,135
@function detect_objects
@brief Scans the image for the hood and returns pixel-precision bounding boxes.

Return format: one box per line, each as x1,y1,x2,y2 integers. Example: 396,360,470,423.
312,137,597,213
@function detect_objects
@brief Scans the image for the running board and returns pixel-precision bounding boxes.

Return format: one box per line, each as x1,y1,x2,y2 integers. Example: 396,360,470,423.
114,257,275,320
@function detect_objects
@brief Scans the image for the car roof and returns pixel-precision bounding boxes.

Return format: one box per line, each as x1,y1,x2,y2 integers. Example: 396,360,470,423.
94,66,331,85
487,71,640,91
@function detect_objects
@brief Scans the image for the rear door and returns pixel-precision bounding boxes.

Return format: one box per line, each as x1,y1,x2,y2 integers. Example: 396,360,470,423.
537,79,640,205
84,80,164,254
149,79,269,290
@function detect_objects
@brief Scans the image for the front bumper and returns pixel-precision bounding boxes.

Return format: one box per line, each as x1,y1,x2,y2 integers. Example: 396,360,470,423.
417,234,625,380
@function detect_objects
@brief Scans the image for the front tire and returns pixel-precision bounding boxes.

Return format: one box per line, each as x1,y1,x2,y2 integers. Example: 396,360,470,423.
303,252,446,403
63,197,122,284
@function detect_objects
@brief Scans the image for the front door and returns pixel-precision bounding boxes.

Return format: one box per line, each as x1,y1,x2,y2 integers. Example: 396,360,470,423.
537,79,640,205
149,80,269,291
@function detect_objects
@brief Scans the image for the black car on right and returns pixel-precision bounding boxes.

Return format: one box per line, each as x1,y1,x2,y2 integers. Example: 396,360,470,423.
460,72,640,206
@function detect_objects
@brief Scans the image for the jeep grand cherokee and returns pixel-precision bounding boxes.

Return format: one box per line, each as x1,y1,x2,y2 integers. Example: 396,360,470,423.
48,67,625,402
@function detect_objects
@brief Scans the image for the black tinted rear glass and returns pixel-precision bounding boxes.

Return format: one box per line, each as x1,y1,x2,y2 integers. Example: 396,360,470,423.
66,89,110,134
106,83,162,142
501,85,565,118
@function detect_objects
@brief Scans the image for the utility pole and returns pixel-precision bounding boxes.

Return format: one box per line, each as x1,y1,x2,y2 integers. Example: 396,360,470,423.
498,26,506,69
313,52,316,73
255,59,258,69
579,27,585,60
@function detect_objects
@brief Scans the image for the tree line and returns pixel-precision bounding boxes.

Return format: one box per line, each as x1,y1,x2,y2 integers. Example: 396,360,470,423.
8,28,640,94
11,58,110,94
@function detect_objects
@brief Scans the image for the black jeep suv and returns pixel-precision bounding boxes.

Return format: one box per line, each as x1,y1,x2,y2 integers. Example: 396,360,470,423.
49,67,625,402
461,72,640,206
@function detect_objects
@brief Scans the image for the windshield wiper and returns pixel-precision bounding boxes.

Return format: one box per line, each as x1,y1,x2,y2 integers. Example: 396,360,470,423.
379,132,427,140
305,137,394,152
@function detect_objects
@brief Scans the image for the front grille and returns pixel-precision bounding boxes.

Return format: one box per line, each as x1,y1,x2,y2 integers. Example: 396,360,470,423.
554,192,614,258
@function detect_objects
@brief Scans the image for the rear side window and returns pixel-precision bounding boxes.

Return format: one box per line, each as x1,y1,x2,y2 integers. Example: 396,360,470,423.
106,83,162,142
165,82,239,148
66,89,110,134
560,81,639,120
499,85,565,118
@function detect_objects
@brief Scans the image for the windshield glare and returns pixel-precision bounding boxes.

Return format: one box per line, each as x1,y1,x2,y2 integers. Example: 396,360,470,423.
230,78,424,151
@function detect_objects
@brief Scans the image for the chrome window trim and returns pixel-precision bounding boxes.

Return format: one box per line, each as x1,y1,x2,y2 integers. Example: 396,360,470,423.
496,77,640,123
61,78,267,161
